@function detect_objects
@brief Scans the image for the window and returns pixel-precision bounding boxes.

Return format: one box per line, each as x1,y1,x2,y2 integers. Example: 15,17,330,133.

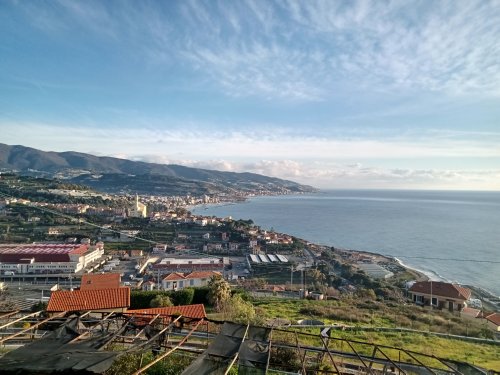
190,279,194,286
431,297,437,306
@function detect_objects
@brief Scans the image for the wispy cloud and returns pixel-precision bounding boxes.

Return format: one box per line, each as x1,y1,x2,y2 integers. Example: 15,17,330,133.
2,120,500,190
3,121,500,160
131,157,500,191
10,0,500,100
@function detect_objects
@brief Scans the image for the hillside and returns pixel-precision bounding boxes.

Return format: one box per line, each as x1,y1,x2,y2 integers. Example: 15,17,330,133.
0,143,316,196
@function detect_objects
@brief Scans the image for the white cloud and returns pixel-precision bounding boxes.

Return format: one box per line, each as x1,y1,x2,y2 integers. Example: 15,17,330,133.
14,1,500,100
3,121,500,160
2,121,499,190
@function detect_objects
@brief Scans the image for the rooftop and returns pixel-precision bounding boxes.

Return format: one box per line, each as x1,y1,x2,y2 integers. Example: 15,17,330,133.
80,273,121,290
409,281,471,301
0,243,88,255
47,287,130,312
485,312,500,326
163,271,221,281
126,304,206,320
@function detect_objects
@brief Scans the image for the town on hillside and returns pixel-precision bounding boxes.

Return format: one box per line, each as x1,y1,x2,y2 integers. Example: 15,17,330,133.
0,174,499,373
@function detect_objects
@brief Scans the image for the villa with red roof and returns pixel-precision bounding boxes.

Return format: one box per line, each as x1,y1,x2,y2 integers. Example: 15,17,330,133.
0,242,104,275
409,281,471,311
162,271,221,291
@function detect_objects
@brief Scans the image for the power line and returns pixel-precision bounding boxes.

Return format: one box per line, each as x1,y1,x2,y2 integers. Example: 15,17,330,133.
385,254,500,264
0,190,222,259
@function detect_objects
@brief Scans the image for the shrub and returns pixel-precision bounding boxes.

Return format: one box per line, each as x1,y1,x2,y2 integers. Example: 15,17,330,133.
192,286,210,305
171,288,195,306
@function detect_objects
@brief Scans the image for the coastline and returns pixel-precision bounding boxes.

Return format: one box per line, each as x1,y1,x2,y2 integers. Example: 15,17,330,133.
189,196,500,308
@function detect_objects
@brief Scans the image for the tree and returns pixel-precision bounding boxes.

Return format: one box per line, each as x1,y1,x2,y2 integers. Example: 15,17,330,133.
222,294,257,324
150,295,173,308
307,268,327,290
171,288,195,305
207,275,231,312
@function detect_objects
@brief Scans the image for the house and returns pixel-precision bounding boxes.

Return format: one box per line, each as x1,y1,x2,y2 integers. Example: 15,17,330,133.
129,249,144,257
162,271,221,291
47,227,61,235
142,280,155,291
80,273,121,290
408,281,471,311
153,257,226,273
460,307,482,321
485,313,500,333
47,287,130,314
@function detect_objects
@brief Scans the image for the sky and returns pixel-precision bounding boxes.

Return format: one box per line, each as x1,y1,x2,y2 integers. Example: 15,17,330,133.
1,0,499,190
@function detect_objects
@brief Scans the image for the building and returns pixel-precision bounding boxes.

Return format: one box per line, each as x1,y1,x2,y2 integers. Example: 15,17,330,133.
485,313,500,333
0,243,104,274
408,281,471,311
356,263,394,279
152,257,226,273
162,271,221,291
47,287,130,313
142,280,155,291
129,194,147,218
460,307,482,321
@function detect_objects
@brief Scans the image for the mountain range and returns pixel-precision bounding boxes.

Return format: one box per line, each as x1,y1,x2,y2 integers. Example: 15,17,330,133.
0,143,316,196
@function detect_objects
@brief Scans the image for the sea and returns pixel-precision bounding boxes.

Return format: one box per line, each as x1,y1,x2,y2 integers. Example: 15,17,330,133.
192,190,500,297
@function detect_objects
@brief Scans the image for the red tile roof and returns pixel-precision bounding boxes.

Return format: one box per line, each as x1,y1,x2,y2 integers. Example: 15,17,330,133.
485,312,500,326
163,272,186,281
80,273,121,290
0,243,88,263
461,307,481,318
409,281,471,301
47,287,130,312
126,304,206,319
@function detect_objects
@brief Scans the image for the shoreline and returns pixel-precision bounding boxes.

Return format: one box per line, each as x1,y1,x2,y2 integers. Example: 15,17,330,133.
189,198,500,307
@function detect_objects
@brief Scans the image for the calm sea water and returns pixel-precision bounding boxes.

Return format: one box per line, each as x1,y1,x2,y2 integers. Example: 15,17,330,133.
193,190,500,296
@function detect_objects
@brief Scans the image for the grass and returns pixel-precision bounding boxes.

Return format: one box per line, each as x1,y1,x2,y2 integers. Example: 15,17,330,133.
252,297,500,371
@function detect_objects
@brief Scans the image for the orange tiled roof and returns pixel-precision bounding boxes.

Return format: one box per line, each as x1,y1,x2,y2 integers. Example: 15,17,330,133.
461,307,481,318
486,312,500,326
163,272,185,281
80,273,121,290
47,287,130,312
185,271,220,279
126,304,206,319
409,281,471,301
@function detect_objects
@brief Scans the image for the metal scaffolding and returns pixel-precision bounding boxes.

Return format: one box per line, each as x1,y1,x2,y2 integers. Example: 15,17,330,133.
0,311,491,375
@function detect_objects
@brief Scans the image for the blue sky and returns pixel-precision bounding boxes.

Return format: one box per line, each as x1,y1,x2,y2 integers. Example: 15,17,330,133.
1,0,499,189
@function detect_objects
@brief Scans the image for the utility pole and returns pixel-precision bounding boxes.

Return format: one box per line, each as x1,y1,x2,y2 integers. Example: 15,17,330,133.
301,269,304,298
430,280,433,309
290,265,293,292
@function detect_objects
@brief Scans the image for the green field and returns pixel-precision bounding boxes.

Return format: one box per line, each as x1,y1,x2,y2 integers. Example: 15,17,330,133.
249,297,500,371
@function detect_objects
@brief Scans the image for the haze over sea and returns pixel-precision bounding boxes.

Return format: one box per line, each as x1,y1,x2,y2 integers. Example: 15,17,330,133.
193,190,500,296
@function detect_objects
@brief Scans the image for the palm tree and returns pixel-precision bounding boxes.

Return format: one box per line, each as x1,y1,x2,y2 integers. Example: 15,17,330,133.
207,275,231,312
